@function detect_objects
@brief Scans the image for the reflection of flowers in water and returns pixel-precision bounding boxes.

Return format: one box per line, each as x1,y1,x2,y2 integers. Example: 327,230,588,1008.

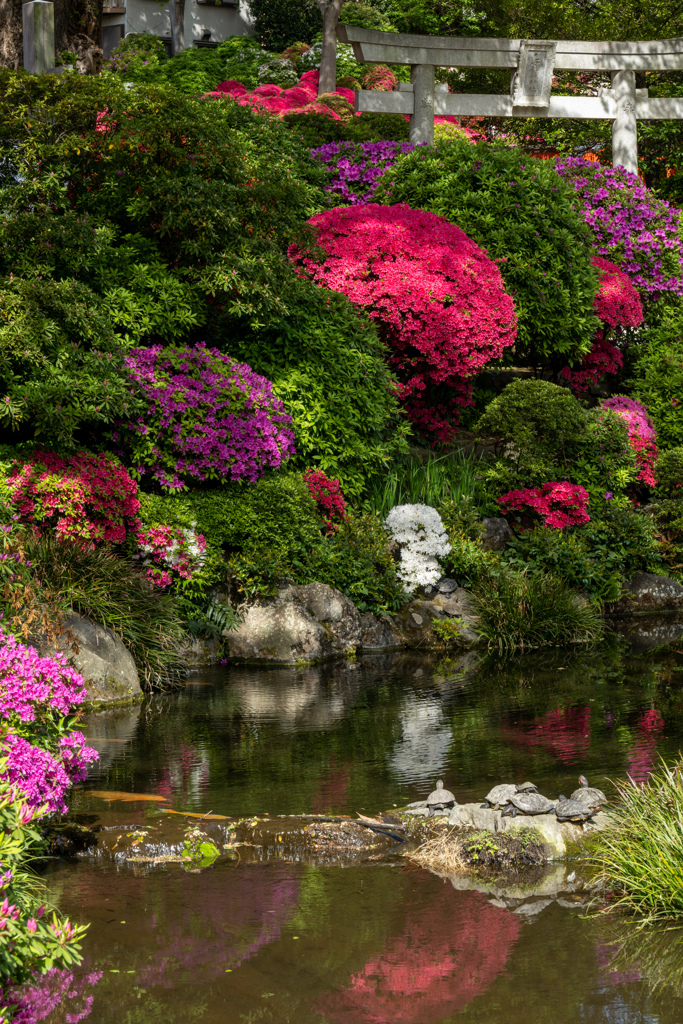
389,696,453,785
595,940,642,988
626,709,664,782
315,886,521,1024
6,968,102,1024
312,757,350,814
501,706,591,763
153,741,211,803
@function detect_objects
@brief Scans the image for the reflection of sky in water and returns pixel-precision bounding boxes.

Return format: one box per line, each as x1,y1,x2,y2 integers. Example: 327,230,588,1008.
231,674,348,732
389,696,453,786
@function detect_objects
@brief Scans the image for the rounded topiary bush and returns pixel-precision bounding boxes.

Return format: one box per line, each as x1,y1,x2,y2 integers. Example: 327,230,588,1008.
375,140,601,368
290,203,517,441
123,343,296,490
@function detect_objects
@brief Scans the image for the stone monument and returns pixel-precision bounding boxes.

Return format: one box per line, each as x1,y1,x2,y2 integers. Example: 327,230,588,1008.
338,24,683,172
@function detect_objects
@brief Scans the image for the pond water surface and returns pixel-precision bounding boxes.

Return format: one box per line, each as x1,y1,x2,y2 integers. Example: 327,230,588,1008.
36,643,683,1024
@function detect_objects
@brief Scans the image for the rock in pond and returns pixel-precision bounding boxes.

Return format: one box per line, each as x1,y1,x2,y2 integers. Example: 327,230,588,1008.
389,588,481,648
46,611,142,706
606,571,683,616
224,582,361,665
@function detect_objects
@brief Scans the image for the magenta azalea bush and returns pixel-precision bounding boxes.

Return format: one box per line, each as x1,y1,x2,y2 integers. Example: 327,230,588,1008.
556,157,683,301
123,344,296,490
291,204,517,442
134,524,207,589
311,141,415,206
602,396,658,487
498,482,591,529
7,451,140,546
0,629,97,814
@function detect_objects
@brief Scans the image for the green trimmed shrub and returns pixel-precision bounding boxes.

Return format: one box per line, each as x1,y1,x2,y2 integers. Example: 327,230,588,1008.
283,110,411,147
657,448,683,497
375,140,601,367
475,379,638,504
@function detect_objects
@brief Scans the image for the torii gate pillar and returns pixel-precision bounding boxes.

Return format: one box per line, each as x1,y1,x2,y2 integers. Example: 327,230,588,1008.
410,64,435,145
611,70,638,174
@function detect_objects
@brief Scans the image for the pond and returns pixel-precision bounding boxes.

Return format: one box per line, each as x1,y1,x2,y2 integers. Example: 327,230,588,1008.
36,642,683,1023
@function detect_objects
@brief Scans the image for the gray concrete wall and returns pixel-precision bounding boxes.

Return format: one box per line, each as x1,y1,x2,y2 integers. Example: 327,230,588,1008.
124,0,253,45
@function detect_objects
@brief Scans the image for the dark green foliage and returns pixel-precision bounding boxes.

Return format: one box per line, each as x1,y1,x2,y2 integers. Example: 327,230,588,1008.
0,277,143,444
340,2,396,31
293,509,407,613
24,536,185,687
646,499,683,576
138,474,322,556
210,272,410,496
283,110,411,147
504,506,663,601
629,305,683,449
473,568,603,650
375,140,601,367
657,448,683,497
248,0,322,50
475,379,637,502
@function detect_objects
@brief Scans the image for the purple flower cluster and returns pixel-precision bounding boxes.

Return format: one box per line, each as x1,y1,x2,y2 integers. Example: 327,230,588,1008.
0,632,87,723
124,343,296,490
6,969,103,1024
603,395,657,442
311,141,415,205
556,156,683,300
0,628,98,814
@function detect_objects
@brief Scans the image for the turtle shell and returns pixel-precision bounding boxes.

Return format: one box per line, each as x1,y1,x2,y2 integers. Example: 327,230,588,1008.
571,786,607,805
508,792,555,815
426,780,456,807
556,798,594,822
483,783,517,807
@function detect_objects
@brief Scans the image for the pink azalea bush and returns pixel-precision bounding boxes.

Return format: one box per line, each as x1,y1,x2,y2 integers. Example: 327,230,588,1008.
123,343,295,490
7,451,140,546
0,629,97,814
290,204,517,441
556,156,683,301
602,396,658,487
498,482,591,529
206,70,356,120
134,524,207,589
561,256,643,394
304,470,346,532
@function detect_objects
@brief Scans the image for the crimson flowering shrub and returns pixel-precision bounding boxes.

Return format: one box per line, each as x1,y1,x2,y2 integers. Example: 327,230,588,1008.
207,70,356,121
7,451,140,546
0,629,97,814
498,482,590,529
134,524,207,589
303,470,346,531
602,396,658,488
123,344,295,490
311,140,415,205
561,256,642,394
291,204,517,441
361,65,397,91
556,156,683,301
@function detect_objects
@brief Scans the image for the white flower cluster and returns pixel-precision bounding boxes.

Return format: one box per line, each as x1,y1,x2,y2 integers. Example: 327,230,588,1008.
298,41,363,79
385,504,451,594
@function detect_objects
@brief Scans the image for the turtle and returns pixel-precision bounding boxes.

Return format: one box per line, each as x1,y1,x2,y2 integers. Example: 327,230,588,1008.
480,781,537,810
570,775,608,807
555,794,597,823
426,780,456,817
501,791,555,817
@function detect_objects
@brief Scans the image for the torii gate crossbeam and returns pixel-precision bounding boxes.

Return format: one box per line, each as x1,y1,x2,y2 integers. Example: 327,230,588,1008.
337,24,683,172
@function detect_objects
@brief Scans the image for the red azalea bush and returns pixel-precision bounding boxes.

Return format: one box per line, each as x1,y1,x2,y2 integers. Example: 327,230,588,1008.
290,204,517,441
498,482,590,529
7,451,140,545
304,469,347,531
207,70,355,121
602,396,658,487
361,65,397,91
561,256,643,394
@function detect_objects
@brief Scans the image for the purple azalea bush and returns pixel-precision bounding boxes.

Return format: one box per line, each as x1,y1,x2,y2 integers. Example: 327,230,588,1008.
311,141,415,205
123,344,296,490
0,629,98,814
556,156,683,300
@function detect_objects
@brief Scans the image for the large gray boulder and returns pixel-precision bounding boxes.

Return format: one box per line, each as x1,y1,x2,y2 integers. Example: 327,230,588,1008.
388,587,481,648
48,611,142,706
480,517,513,551
359,611,402,651
224,582,361,664
606,571,683,617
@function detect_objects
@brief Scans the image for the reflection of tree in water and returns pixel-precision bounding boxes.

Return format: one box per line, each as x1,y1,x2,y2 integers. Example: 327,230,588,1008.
315,885,520,1024
389,695,454,786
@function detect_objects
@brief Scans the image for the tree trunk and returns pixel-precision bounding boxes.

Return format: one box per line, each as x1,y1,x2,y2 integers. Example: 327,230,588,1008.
317,0,343,96
170,0,185,55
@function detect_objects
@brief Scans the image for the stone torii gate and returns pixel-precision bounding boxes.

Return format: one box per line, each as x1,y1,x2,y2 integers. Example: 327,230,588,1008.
337,23,683,173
